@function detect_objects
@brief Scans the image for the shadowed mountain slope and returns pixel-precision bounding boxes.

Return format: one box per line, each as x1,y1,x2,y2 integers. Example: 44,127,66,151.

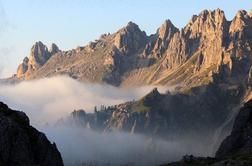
0,102,64,166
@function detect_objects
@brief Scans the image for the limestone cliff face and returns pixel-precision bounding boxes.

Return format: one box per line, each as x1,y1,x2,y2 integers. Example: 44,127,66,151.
12,9,252,89
183,9,228,69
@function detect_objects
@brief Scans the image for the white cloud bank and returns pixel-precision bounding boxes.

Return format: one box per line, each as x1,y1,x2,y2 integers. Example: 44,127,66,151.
0,76,167,125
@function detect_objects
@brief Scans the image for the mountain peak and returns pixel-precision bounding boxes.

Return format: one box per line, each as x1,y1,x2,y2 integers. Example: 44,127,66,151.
188,9,225,24
114,21,147,54
126,21,139,29
118,21,143,34
49,43,60,55
159,19,176,31
162,19,174,27
32,41,47,52
198,8,224,16
157,19,178,39
29,41,51,68
203,9,225,20
229,9,252,34
235,10,248,18
151,19,179,57
31,41,48,55
184,8,227,37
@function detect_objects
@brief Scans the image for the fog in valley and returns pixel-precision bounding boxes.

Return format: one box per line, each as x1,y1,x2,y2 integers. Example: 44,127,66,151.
0,76,225,165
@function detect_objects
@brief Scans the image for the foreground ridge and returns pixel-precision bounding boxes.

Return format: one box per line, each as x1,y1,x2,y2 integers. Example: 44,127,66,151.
0,102,64,166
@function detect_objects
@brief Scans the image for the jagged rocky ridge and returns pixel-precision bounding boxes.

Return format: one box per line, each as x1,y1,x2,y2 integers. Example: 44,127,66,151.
0,102,63,166
162,99,252,166
8,9,252,89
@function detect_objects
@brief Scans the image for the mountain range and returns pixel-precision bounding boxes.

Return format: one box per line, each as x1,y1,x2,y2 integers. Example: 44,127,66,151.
2,8,252,166
8,7,252,151
7,9,252,91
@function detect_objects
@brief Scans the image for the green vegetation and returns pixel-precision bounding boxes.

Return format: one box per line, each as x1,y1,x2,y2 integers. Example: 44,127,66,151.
131,100,150,113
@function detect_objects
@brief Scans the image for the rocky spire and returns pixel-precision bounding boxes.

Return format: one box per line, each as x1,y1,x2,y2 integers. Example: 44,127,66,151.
16,41,56,78
28,41,52,70
124,21,141,32
184,9,227,38
153,19,179,56
158,20,177,40
16,57,29,78
49,43,60,55
229,10,251,34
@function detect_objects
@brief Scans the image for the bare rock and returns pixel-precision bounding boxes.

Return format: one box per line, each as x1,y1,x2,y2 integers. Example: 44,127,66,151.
16,57,29,78
50,43,60,55
114,21,147,54
0,102,64,166
28,41,52,69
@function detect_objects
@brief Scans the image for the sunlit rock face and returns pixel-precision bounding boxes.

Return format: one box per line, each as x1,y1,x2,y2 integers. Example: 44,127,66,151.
9,9,252,89
114,21,147,55
16,41,60,79
16,57,29,78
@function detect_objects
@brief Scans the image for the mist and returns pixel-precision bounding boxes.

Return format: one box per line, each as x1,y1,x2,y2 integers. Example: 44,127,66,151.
0,76,168,125
0,76,216,165
42,126,192,166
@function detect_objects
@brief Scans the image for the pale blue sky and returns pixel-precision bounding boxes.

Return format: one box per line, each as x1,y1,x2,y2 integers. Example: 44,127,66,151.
0,0,251,78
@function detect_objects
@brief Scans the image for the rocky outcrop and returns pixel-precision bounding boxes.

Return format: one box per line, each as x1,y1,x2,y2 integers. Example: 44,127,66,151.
50,43,60,55
0,102,64,166
148,20,179,58
16,41,60,79
114,21,147,54
216,99,252,158
28,41,53,69
16,57,29,78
